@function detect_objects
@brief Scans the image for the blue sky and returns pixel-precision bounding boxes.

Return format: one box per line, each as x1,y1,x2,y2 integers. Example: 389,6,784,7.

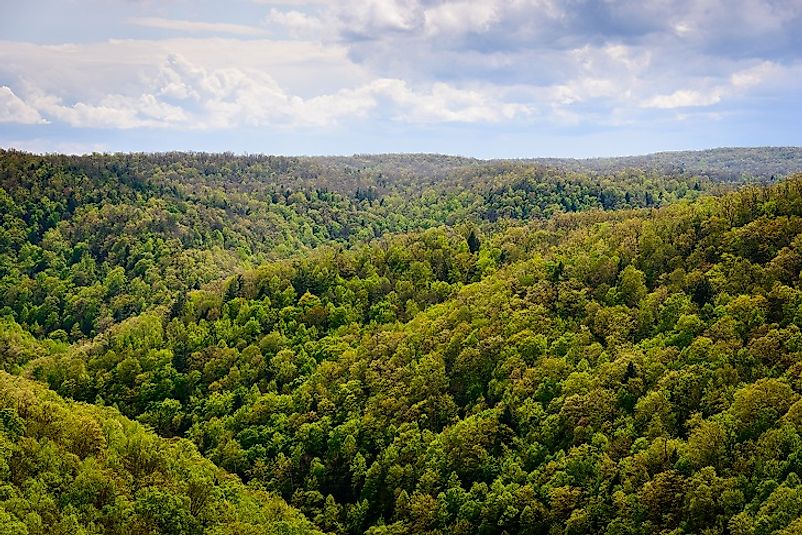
1,0,801,158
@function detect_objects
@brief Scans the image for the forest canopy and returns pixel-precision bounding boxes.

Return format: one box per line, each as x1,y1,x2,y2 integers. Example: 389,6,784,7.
3,147,802,534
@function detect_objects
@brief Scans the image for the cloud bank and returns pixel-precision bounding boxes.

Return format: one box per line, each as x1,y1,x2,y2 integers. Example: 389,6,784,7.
0,0,800,155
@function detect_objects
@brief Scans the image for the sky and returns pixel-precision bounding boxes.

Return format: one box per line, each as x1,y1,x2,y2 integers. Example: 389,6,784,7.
0,0,801,158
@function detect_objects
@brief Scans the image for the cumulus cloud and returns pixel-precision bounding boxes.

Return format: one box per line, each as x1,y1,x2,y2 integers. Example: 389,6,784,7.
354,78,532,123
292,0,802,52
0,38,370,100
263,0,802,92
264,9,327,37
0,86,46,124
158,55,532,127
0,48,530,130
27,91,189,129
152,53,531,127
1,0,800,135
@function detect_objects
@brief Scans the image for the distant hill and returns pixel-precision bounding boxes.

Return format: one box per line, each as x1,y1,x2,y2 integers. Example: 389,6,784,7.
514,147,802,181
309,147,802,184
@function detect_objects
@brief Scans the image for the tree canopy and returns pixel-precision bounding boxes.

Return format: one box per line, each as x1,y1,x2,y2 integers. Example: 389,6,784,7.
3,148,802,533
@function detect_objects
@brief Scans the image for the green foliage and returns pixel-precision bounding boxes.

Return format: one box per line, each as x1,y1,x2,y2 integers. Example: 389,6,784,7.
0,149,762,342
0,373,320,534
4,148,802,533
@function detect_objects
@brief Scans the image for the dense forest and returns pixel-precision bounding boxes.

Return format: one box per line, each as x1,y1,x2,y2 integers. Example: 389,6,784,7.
3,147,802,534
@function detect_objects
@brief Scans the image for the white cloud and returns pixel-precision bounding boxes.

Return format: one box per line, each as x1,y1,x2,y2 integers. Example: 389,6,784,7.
263,0,572,43
551,78,623,106
129,17,268,36
0,86,47,124
730,61,783,88
642,89,723,109
1,0,800,134
640,59,802,110
0,38,370,99
154,56,532,127
264,9,326,37
1,49,531,130
339,0,423,36
423,1,500,37
27,90,189,128
360,78,532,123
0,138,108,155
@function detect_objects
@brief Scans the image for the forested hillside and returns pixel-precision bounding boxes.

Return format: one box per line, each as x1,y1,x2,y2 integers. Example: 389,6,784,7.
524,147,802,182
0,369,319,534
3,148,802,533
0,149,742,342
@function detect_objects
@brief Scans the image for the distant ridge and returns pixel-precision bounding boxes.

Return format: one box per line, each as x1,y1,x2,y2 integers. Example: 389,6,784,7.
3,145,801,182
512,146,802,181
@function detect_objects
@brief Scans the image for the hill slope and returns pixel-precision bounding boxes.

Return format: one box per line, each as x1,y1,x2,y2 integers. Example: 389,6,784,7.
0,369,320,534
519,146,802,181
1,148,744,343
9,173,802,533
4,148,802,533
